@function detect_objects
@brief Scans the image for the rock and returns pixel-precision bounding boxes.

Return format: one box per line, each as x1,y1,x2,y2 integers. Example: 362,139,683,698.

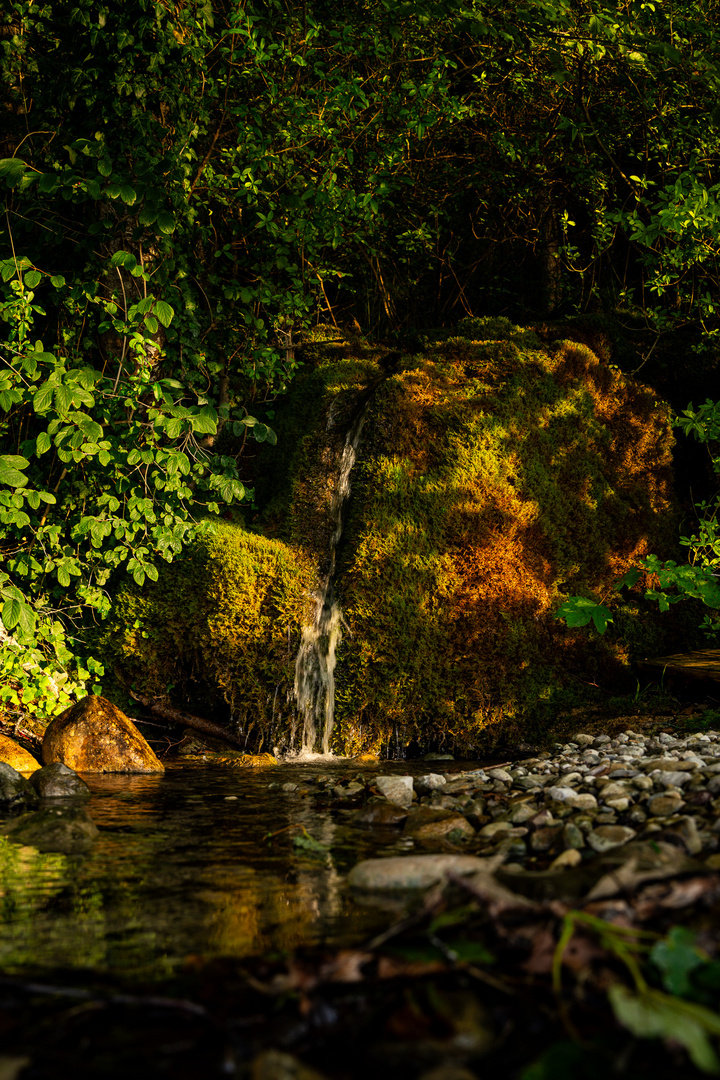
651,770,694,789
424,753,454,761
563,822,585,849
251,1049,328,1080
648,793,685,817
30,763,91,799
404,807,475,842
42,695,164,773
0,806,99,853
373,775,413,808
415,773,447,793
353,801,410,826
546,786,598,811
587,825,636,853
487,767,513,783
347,854,491,891
0,735,39,774
478,820,515,839
0,762,38,810
530,824,564,853
549,848,582,870
571,733,595,746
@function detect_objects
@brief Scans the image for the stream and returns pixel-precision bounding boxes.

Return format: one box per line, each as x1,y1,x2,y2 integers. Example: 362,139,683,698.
0,760,460,979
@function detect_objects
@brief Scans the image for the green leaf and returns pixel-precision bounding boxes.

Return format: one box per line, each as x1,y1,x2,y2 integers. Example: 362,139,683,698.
50,274,66,288
609,984,720,1074
110,250,137,270
144,315,158,335
0,158,27,188
1,596,22,631
154,300,174,327
0,456,29,489
293,831,330,857
33,384,54,413
24,270,42,288
652,928,706,997
119,184,137,205
556,597,613,634
615,569,642,591
156,211,176,235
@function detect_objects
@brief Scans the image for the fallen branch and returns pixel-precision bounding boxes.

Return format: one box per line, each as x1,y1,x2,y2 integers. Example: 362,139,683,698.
128,691,245,749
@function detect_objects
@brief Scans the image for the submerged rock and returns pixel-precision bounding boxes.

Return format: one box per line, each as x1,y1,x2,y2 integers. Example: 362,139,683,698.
42,695,164,774
373,775,414,808
348,854,492,891
30,762,91,799
0,762,38,810
0,735,39,774
0,806,99,853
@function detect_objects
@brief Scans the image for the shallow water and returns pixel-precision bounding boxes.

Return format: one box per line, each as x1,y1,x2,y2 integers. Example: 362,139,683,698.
0,760,464,979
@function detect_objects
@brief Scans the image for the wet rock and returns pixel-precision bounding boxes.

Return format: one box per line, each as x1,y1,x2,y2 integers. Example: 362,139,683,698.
530,824,564,853
587,825,636,853
348,854,491,891
549,848,583,870
42,695,164,774
30,762,91,799
353,801,409,826
424,753,454,762
563,822,585,849
0,805,99,853
0,735,39,774
404,807,475,842
0,763,38,810
373,775,413,808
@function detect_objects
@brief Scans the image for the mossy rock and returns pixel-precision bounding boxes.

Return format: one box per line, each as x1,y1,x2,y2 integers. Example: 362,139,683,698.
317,320,681,755
98,523,315,747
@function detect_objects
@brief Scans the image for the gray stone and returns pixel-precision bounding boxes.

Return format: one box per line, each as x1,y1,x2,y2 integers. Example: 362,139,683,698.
415,773,447,793
487,767,513,783
563,822,585,849
374,775,414,808
571,733,595,747
547,786,597,811
587,825,636,853
347,854,490,891
0,762,38,810
30,763,91,799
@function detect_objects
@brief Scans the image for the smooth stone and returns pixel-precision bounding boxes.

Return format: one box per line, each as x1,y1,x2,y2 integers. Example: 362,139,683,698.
251,1049,327,1080
30,763,91,799
348,854,490,891
478,820,514,839
374,775,414,808
571,733,594,747
563,822,585,849
404,807,475,841
632,775,654,791
652,771,693,788
530,825,564,852
599,781,632,799
0,762,38,810
424,753,454,761
42,695,164,774
513,776,544,790
487,768,513,783
658,816,703,856
546,787,597,811
648,793,686,816
353,802,409,827
549,848,583,870
587,825,636,853
415,773,447,793
605,798,631,812
508,802,538,824
642,758,697,772
0,806,99,853
0,735,39,774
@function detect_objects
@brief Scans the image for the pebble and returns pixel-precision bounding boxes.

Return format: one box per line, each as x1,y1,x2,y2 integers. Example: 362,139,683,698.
343,727,720,883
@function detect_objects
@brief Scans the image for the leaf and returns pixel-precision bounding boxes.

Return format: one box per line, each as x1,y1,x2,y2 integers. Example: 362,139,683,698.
293,831,330,857
652,928,706,997
24,270,42,288
609,984,720,1074
144,315,158,335
156,211,176,235
119,184,137,205
0,456,29,489
50,274,66,288
615,568,642,591
0,158,27,188
1,596,22,631
33,384,54,413
154,300,174,327
556,597,613,634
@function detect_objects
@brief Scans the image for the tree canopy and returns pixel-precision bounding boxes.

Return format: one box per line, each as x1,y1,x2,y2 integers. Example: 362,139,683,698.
2,0,720,721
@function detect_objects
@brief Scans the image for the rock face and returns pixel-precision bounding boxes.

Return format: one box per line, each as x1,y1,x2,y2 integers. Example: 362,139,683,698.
0,734,39,773
42,695,164,774
30,762,91,798
0,762,38,810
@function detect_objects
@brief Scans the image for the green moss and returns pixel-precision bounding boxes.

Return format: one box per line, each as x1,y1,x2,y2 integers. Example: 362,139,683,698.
98,522,315,747
331,334,680,755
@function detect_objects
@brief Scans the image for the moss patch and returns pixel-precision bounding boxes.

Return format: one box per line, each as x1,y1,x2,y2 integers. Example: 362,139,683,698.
331,319,681,755
99,522,315,748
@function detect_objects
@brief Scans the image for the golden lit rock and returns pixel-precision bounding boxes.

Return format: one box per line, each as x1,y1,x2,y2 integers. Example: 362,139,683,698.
42,695,164,773
0,734,40,774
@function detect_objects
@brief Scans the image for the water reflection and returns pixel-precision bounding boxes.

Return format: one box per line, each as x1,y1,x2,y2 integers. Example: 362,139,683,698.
0,762,422,977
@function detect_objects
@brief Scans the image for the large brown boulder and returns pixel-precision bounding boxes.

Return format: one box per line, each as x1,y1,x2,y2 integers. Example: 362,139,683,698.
0,734,40,774
42,695,164,773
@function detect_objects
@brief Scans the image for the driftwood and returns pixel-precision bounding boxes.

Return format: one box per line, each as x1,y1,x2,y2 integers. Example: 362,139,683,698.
128,691,245,748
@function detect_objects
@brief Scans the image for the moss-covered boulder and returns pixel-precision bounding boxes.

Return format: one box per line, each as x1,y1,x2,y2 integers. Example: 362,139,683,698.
102,522,316,746
324,322,679,753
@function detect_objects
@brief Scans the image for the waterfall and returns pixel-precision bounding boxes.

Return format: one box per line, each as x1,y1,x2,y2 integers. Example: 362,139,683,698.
293,402,368,756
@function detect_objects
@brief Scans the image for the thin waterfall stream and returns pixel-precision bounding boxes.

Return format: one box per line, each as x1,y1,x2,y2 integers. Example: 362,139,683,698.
293,399,370,756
